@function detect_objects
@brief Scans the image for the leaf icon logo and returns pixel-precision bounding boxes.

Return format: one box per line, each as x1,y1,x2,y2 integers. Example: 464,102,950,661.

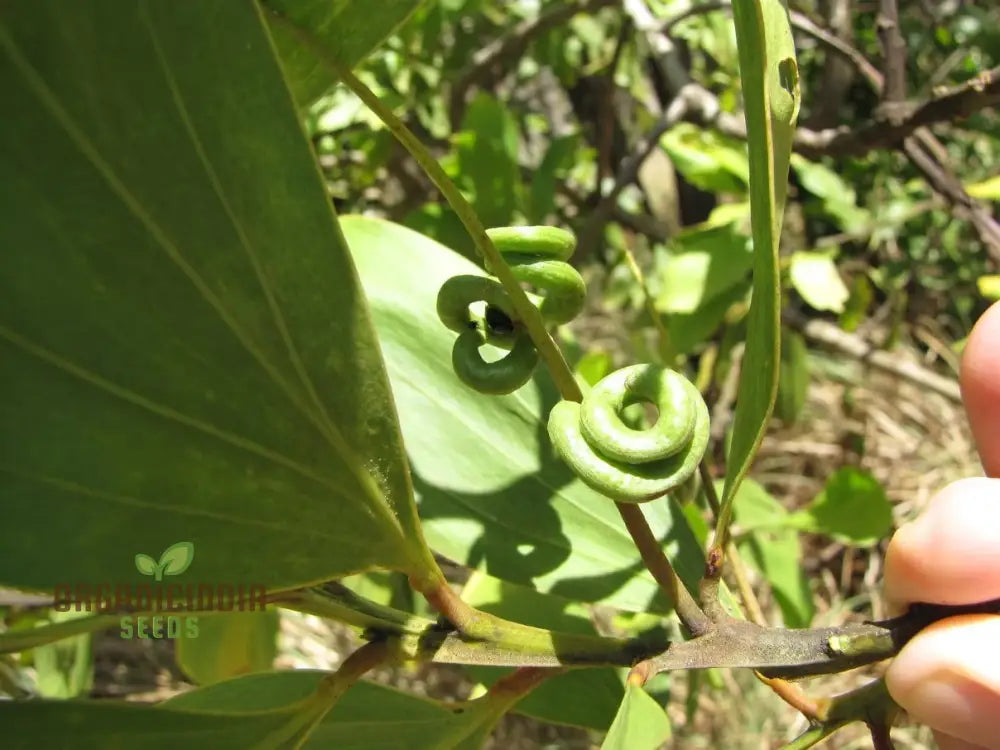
134,542,194,581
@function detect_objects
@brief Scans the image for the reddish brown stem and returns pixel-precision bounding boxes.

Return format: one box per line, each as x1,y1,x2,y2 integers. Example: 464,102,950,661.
617,503,712,635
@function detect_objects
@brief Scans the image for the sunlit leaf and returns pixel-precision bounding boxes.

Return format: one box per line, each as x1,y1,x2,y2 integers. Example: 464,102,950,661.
733,480,814,627
656,224,753,314
790,251,849,313
660,123,749,194
978,274,1000,300
966,175,1000,201
790,154,869,232
31,610,94,698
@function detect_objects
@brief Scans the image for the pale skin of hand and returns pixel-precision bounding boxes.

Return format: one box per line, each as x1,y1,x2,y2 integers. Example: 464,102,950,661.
885,301,1000,750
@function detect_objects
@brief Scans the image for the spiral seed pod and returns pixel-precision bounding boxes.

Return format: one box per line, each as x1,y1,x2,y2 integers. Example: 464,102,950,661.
547,364,710,503
436,226,585,394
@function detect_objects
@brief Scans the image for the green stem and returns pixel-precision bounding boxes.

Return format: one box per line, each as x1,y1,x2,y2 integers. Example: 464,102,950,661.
419,577,668,666
285,585,436,636
290,583,669,668
780,678,897,750
301,640,392,734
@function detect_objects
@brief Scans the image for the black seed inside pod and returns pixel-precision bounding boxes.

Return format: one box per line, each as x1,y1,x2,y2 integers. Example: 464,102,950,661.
485,305,515,336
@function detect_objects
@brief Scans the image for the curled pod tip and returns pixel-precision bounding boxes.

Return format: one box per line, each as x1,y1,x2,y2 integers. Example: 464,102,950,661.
436,275,519,348
485,226,577,263
451,327,539,395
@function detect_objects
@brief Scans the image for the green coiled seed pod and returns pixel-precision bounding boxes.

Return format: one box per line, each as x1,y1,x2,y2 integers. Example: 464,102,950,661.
547,364,710,503
436,226,584,394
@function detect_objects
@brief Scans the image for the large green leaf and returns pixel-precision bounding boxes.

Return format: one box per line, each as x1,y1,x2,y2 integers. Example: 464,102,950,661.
0,1,436,593
0,700,307,750
263,0,426,106
720,0,799,519
600,683,672,750
172,671,513,750
656,221,754,355
0,671,517,749
342,216,706,613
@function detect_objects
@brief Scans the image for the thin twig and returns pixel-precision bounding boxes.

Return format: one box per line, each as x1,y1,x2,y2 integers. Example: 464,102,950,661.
876,0,908,115
727,544,826,720
449,0,618,125
698,461,721,517
788,9,884,90
654,2,1000,166
757,672,824,720
617,503,711,636
620,238,671,357
795,65,1000,157
726,544,765,625
903,134,1000,262
784,4,1000,261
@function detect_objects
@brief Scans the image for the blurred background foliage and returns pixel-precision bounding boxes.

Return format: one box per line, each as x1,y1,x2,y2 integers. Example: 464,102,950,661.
5,1,997,746
308,0,999,358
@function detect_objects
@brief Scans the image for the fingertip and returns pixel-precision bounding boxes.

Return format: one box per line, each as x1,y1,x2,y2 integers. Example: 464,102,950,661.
934,732,993,750
884,478,1000,605
961,301,1000,478
887,615,1000,749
